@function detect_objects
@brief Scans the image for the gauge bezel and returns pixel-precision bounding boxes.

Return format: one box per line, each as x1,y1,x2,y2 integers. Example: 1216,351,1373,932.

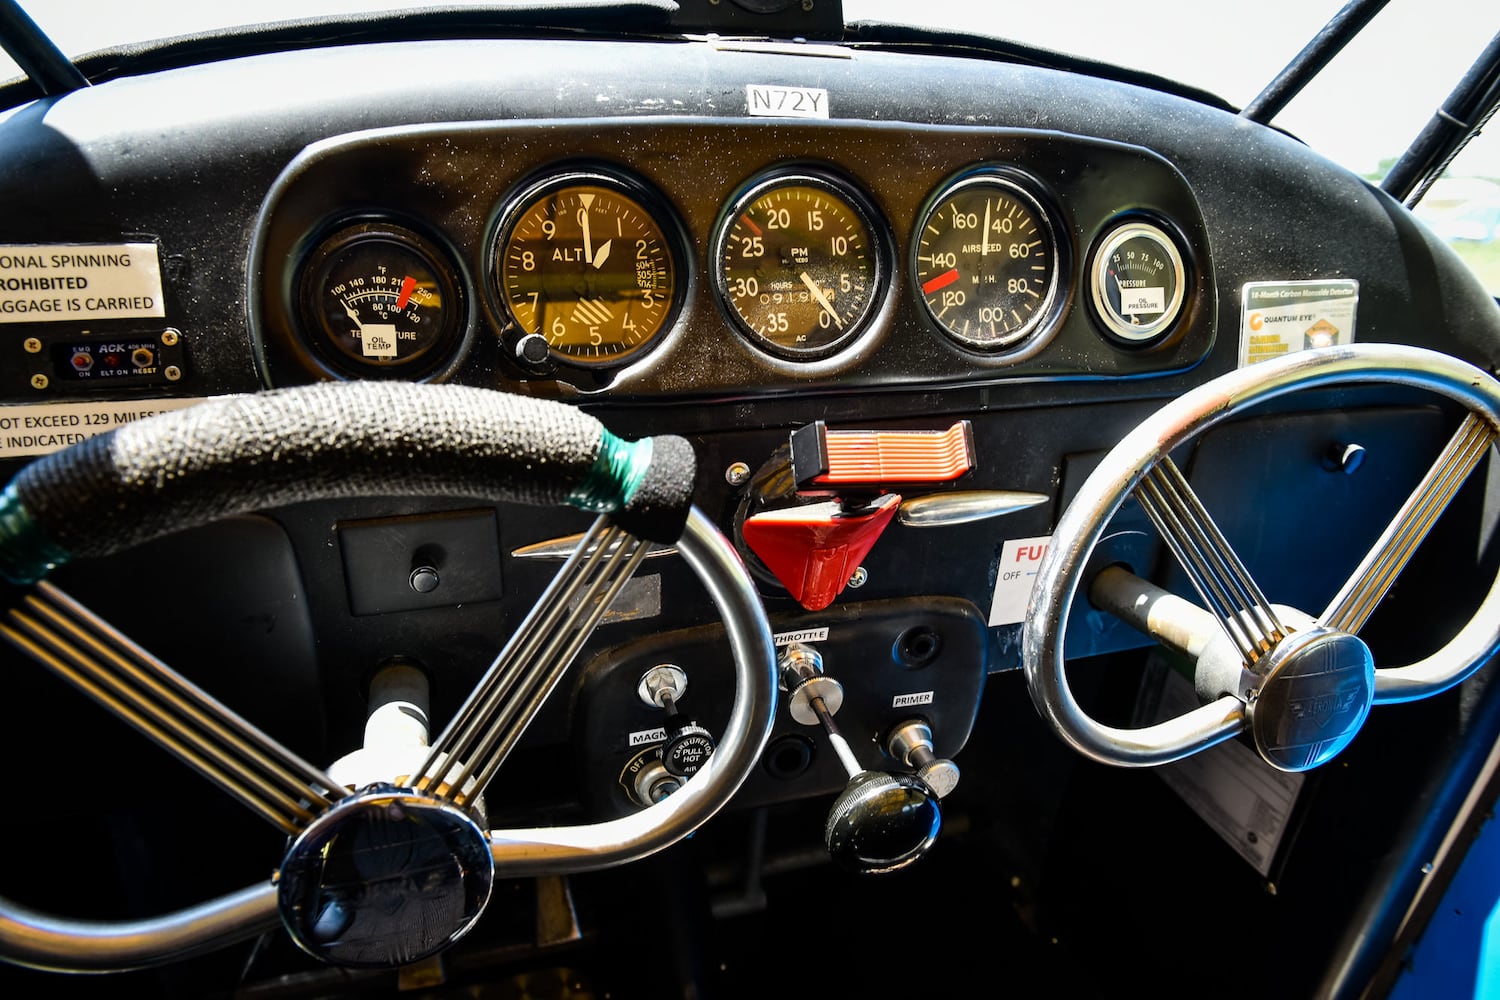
909,166,1066,357
487,166,689,370
1087,218,1189,346
293,218,467,381
711,166,889,362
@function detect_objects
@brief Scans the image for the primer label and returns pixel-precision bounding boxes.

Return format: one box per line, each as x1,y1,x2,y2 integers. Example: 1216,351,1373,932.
0,244,166,323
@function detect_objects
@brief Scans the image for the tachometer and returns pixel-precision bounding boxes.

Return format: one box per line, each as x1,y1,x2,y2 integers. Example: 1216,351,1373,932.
493,170,682,366
714,170,884,359
1088,219,1187,345
912,169,1061,352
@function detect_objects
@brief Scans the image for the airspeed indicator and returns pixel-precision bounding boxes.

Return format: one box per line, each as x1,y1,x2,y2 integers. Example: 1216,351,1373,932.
913,169,1060,352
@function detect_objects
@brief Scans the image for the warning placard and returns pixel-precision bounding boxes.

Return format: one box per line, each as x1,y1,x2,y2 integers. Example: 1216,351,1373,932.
0,243,166,324
0,397,208,459
1239,279,1358,367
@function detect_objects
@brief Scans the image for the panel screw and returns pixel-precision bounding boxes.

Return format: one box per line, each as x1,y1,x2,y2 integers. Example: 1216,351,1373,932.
802,0,814,9
725,461,751,486
847,566,868,589
164,366,182,382
161,328,180,347
22,337,42,354
29,374,48,390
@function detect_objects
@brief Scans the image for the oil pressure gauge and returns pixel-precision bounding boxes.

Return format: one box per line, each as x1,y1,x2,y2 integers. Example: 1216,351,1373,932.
297,221,463,378
1089,219,1187,345
912,168,1061,352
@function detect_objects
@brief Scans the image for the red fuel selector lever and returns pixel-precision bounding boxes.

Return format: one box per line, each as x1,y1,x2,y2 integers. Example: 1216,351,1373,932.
739,421,976,611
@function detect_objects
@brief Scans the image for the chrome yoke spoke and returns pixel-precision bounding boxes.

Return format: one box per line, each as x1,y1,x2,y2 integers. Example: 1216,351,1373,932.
417,515,649,806
1134,457,1285,666
1,582,345,834
1323,413,1495,635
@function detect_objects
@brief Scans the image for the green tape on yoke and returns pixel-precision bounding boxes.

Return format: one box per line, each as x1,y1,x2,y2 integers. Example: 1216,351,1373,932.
566,430,654,515
0,483,71,584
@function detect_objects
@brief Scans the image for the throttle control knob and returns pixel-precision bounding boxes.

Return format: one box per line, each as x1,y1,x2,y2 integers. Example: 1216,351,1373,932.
824,770,941,874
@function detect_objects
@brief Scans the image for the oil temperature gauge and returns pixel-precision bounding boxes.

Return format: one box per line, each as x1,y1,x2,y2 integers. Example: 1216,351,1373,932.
297,222,463,377
1089,220,1187,345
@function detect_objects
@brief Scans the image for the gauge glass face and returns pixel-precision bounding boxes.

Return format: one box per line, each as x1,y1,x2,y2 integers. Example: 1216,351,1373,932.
716,176,882,358
496,180,678,365
913,174,1059,350
1090,221,1187,343
299,224,461,375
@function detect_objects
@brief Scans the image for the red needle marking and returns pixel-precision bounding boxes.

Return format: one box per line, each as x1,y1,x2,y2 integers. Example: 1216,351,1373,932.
742,215,763,237
921,268,960,295
395,275,417,310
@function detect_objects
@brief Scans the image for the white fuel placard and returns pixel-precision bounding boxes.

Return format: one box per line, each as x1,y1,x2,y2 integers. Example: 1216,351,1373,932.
988,535,1052,626
0,243,166,323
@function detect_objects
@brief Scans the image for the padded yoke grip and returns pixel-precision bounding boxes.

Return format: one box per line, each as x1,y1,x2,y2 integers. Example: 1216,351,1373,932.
1,382,696,578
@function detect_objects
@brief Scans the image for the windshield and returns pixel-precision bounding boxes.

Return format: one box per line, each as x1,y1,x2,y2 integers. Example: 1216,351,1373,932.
3,0,1498,290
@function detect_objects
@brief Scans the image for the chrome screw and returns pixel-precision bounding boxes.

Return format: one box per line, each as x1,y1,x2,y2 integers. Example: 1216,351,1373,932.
29,374,48,390
22,337,42,354
164,366,182,382
161,328,180,347
847,566,868,589
725,461,751,486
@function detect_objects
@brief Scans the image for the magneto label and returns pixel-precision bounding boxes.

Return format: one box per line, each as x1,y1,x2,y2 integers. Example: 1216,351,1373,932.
746,85,829,119
629,727,668,748
989,535,1052,627
0,397,209,459
1239,279,1358,367
0,243,166,323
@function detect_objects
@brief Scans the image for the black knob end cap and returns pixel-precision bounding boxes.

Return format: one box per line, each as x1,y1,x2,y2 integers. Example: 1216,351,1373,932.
662,722,716,778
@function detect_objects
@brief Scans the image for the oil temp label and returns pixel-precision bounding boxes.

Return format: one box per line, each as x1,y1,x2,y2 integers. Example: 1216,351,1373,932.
0,397,210,459
746,85,829,119
0,244,166,323
988,535,1052,627
1239,279,1358,366
774,627,829,646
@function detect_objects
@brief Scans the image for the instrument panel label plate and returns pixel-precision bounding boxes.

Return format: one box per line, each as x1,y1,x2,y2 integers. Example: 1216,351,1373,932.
1239,279,1358,366
746,85,829,119
0,243,166,323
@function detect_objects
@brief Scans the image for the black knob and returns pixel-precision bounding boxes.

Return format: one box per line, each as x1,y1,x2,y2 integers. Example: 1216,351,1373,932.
661,720,716,778
823,770,941,875
514,333,554,374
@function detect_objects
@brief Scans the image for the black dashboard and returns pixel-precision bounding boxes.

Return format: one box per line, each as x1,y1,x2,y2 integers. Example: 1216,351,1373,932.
3,21,1500,998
